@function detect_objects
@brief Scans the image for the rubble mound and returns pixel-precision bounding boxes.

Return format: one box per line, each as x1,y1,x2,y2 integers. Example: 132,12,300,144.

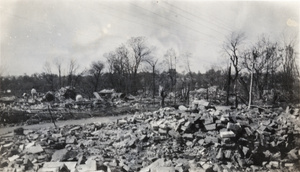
1,106,300,172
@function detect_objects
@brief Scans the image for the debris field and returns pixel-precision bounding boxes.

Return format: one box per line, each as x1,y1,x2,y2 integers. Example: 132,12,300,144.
1,105,300,172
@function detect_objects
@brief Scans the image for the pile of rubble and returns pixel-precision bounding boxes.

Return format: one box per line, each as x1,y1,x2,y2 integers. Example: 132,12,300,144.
0,87,151,126
1,106,300,172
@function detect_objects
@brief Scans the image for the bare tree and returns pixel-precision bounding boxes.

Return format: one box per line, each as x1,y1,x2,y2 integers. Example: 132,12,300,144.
223,32,245,107
54,59,63,88
43,61,55,91
67,59,79,87
105,45,131,93
145,57,159,99
127,37,152,94
164,48,177,92
280,38,299,102
89,61,105,92
242,36,281,102
164,48,177,104
182,52,194,105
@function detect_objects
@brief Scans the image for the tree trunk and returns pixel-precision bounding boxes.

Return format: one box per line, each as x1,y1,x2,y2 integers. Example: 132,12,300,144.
58,69,61,89
226,64,231,105
152,66,155,99
248,62,254,109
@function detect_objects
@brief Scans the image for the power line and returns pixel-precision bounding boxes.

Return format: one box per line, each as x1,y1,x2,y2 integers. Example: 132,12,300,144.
156,2,229,37
162,1,233,33
128,2,221,42
85,2,217,45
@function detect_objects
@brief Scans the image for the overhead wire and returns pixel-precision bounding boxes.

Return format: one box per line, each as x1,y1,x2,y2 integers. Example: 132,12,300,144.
156,2,229,37
96,2,215,44
128,2,222,44
162,1,233,33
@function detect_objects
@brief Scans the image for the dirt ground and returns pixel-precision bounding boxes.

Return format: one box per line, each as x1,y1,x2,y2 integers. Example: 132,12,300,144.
0,114,129,136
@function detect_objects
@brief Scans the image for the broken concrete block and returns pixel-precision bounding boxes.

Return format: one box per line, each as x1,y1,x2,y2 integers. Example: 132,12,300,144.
181,121,192,132
3,142,13,148
168,130,181,139
269,161,279,168
263,150,271,158
250,165,259,171
29,133,39,140
220,131,235,138
287,149,298,160
3,167,17,172
158,128,167,134
93,92,104,101
284,163,294,167
23,158,33,170
151,166,176,172
205,124,216,131
198,139,205,145
225,150,231,159
51,149,68,162
85,160,97,171
15,165,25,172
24,143,43,154
237,120,249,127
39,162,70,172
244,127,253,136
213,164,222,172
140,158,165,172
220,116,228,123
217,124,226,129
242,146,249,157
205,136,218,144
182,134,193,140
178,105,188,111
236,156,245,168
272,152,281,161
202,163,213,172
118,119,127,125
186,141,193,147
216,148,224,160
152,122,159,131
63,162,77,172
227,123,241,132
8,155,19,162
65,136,77,144
204,117,214,125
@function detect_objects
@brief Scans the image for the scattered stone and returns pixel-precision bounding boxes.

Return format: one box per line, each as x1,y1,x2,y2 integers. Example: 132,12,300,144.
24,143,44,154
39,162,70,172
0,105,299,172
216,148,224,160
205,123,216,131
227,123,241,132
220,131,235,138
269,161,279,168
225,150,231,159
178,105,188,111
51,149,68,162
8,155,19,162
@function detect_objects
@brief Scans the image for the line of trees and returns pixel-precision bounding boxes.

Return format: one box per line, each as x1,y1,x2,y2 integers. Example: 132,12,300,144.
223,32,299,106
0,34,299,105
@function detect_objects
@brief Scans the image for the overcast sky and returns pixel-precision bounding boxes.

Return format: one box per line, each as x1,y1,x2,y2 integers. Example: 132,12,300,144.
0,0,299,76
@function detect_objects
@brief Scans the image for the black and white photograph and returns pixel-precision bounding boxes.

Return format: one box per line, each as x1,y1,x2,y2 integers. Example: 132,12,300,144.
0,0,299,171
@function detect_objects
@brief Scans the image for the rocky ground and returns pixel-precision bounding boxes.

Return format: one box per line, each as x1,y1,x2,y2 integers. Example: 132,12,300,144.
1,105,300,172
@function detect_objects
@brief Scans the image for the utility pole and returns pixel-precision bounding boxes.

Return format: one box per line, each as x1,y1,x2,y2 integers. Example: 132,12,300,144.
248,51,257,109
